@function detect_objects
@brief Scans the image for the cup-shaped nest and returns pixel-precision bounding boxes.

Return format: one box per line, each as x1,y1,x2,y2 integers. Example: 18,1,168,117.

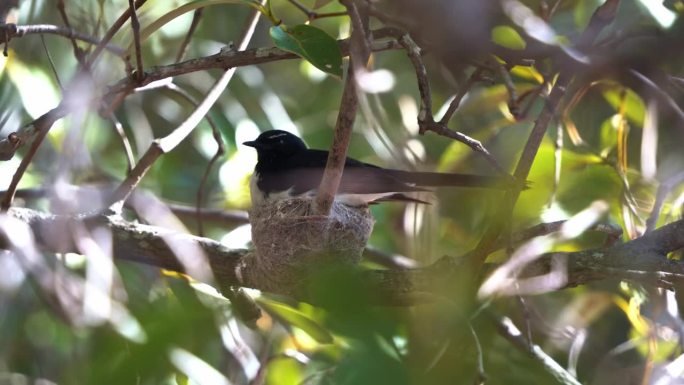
242,197,374,294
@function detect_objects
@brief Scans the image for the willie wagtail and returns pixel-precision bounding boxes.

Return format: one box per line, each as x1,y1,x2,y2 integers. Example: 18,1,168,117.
244,130,517,206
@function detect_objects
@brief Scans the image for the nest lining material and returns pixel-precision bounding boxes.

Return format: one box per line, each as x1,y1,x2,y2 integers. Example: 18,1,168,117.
242,197,374,294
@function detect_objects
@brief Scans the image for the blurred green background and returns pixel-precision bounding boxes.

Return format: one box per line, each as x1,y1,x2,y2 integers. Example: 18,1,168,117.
0,0,683,384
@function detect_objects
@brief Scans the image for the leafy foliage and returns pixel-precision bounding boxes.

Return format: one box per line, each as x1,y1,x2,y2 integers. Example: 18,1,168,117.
0,1,683,385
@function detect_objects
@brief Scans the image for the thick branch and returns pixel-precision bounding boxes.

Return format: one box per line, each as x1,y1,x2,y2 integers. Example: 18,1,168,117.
6,208,684,305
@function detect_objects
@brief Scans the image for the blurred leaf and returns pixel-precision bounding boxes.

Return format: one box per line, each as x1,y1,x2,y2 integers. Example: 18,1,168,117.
458,84,537,115
256,297,334,344
510,65,544,84
265,357,301,385
602,86,645,126
134,0,261,54
574,0,595,28
600,115,618,155
6,57,60,119
491,25,527,50
269,24,343,77
314,0,335,9
175,372,189,385
207,107,236,152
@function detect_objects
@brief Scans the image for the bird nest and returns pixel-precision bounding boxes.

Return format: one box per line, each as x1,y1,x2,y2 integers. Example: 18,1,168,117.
241,197,374,294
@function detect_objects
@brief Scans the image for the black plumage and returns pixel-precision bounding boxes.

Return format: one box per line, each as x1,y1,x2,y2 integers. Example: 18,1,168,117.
244,130,514,206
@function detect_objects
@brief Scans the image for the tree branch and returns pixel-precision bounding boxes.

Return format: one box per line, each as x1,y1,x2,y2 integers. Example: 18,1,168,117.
0,23,125,56
473,0,622,267
6,207,684,305
314,0,363,215
104,31,401,102
108,2,264,207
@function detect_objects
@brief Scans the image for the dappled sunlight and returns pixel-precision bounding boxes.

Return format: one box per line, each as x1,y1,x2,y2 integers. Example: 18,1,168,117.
1,0,683,384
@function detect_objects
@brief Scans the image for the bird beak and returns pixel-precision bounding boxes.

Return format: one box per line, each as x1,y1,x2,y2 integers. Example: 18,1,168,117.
243,140,258,148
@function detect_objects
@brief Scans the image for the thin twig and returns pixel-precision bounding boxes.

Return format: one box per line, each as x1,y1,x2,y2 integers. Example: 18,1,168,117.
0,24,125,56
394,31,508,175
1,104,66,210
40,34,64,91
469,323,487,384
286,0,347,20
645,171,684,233
175,8,204,63
88,0,147,65
363,246,419,269
629,69,684,133
164,204,248,227
501,220,623,249
491,314,582,385
104,112,136,173
439,68,484,125
56,0,86,65
108,2,264,208
0,107,67,161
422,121,508,175
127,0,144,81
196,141,224,236
495,60,520,119
395,33,432,123
551,120,562,206
162,82,225,236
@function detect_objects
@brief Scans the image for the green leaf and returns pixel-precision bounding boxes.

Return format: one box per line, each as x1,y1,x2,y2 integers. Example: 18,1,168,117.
573,0,594,29
600,115,618,155
175,373,189,385
491,25,527,50
270,24,343,77
602,86,645,126
256,297,334,344
132,0,262,54
313,0,335,9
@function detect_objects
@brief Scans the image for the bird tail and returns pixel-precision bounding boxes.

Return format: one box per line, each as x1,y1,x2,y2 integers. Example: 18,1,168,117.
385,170,524,189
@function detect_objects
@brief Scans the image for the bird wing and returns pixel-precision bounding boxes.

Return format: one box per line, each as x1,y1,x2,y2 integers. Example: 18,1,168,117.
255,149,516,204
255,149,426,199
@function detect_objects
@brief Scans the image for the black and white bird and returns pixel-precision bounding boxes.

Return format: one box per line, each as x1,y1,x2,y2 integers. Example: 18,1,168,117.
244,130,517,207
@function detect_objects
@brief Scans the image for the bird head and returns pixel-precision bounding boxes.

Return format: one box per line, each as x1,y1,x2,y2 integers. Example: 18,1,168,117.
243,130,307,160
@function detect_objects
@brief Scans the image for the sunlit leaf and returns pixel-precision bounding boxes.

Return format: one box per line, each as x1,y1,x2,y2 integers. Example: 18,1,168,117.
265,357,301,385
510,65,544,84
602,86,645,126
256,297,334,344
6,57,60,119
458,84,537,115
491,25,527,50
175,373,189,385
269,24,343,77
600,116,618,155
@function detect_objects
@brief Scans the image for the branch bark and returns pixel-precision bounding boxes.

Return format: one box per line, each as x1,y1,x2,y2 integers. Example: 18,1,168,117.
6,207,684,305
